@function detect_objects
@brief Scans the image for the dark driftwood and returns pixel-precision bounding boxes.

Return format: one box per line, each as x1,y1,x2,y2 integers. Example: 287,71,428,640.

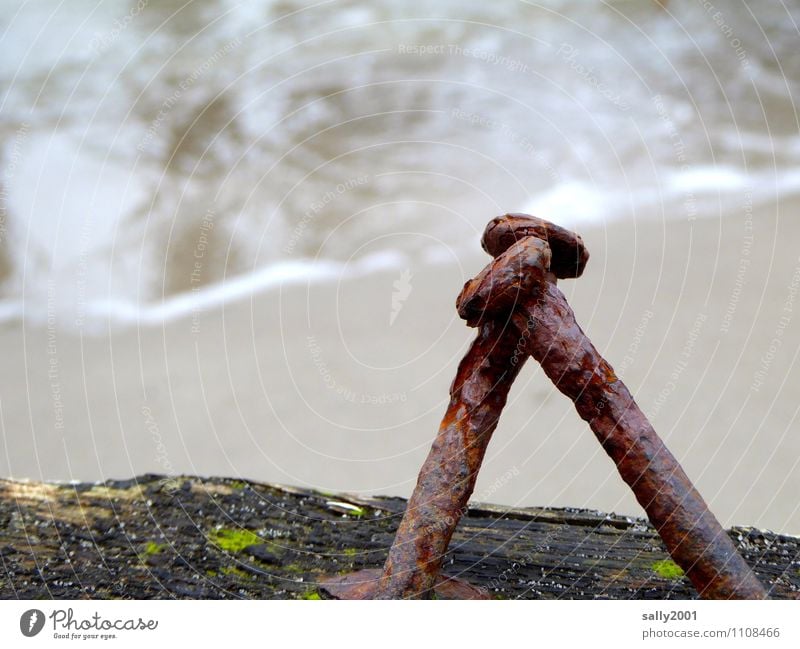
0,474,797,599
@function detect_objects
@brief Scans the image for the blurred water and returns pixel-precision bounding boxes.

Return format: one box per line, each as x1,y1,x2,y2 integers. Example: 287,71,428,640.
0,0,798,328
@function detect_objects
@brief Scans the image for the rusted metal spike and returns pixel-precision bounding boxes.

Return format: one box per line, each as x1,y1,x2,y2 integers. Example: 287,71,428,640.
320,238,551,599
321,213,768,600
478,214,767,600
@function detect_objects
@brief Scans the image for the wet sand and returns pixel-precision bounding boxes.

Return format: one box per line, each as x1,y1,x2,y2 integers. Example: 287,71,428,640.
2,202,799,533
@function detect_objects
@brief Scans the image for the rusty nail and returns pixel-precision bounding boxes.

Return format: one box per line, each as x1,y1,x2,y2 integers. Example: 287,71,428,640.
322,214,767,600
320,237,553,599
474,214,767,600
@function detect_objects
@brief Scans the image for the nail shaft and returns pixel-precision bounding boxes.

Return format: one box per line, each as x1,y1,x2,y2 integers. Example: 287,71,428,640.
376,318,527,598
322,238,550,599
511,271,767,599
375,238,551,598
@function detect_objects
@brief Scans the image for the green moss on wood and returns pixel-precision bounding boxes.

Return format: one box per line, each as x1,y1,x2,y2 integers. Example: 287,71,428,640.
144,541,167,556
300,590,321,600
209,528,261,553
652,560,685,580
220,566,254,580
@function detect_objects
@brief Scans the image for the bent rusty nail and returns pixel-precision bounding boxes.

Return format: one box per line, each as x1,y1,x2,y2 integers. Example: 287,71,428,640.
320,237,552,599
475,213,768,600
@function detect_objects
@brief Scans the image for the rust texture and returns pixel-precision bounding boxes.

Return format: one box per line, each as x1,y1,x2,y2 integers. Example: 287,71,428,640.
323,213,768,600
481,213,589,278
322,321,526,599
373,318,527,598
322,239,552,599
478,215,768,600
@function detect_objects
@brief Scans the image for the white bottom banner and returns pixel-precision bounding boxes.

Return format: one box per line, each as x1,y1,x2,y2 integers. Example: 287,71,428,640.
1,600,798,648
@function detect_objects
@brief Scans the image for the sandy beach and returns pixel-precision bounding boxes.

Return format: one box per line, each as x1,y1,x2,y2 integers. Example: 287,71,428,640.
1,200,798,535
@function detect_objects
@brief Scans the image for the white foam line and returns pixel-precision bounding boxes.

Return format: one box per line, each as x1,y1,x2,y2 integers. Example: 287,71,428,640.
667,166,800,196
524,168,800,228
0,250,412,329
668,165,749,192
88,259,345,324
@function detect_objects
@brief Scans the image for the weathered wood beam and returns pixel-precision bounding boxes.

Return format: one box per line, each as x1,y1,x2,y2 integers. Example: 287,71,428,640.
0,475,797,599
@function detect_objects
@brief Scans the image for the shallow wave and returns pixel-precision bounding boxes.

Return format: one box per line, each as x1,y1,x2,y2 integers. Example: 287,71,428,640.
0,0,797,329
